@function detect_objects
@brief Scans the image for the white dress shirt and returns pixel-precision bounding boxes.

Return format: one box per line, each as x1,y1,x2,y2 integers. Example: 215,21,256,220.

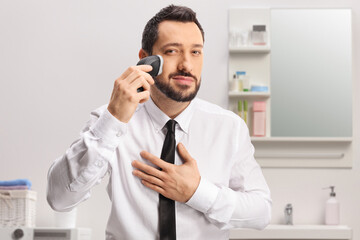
47,97,271,240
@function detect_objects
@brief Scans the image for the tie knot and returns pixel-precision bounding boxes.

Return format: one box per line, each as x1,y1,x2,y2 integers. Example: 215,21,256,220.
165,120,177,134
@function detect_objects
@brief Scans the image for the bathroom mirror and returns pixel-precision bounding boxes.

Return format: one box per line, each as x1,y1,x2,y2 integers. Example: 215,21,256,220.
270,9,352,137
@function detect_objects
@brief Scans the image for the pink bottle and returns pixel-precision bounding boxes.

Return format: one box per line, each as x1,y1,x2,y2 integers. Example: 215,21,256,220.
252,101,266,137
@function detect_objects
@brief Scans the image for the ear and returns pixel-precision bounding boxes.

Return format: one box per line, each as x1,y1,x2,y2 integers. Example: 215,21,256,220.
138,49,149,59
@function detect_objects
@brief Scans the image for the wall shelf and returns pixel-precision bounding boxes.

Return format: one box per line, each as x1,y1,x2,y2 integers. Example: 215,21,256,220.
229,91,270,98
252,139,352,168
255,152,345,159
228,8,271,138
251,137,353,142
230,224,352,240
229,46,270,53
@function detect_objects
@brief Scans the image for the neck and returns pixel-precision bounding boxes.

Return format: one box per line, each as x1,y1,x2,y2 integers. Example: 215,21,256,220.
150,92,191,119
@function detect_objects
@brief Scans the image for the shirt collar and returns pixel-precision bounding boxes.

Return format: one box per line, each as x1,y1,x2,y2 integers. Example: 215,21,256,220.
144,97,195,134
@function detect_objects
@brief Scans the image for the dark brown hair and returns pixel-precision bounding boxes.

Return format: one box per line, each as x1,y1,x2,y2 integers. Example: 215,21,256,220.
141,5,205,55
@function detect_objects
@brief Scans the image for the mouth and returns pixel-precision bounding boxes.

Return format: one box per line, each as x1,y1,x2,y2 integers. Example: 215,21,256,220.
172,76,194,86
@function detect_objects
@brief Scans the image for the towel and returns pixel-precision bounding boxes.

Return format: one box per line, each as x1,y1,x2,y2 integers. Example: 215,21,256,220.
0,179,32,189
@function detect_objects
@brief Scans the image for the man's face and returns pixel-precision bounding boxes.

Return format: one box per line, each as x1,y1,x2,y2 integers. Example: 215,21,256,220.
151,20,203,102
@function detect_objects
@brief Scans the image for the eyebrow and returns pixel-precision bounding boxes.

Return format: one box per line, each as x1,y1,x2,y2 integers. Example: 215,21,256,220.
160,43,203,51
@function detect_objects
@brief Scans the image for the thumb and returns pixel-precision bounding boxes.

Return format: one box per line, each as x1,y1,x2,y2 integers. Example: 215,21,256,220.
177,143,194,164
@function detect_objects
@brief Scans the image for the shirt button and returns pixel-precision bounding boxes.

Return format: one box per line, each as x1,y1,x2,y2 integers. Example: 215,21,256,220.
116,132,121,137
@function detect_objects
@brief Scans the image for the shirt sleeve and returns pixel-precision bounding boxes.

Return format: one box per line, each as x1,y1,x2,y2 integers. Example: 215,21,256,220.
47,106,127,211
186,119,272,230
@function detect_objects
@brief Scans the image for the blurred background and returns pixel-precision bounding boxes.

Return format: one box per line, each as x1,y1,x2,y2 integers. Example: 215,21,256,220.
0,0,359,239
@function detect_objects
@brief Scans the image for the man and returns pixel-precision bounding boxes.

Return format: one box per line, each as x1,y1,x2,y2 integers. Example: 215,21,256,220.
47,5,271,240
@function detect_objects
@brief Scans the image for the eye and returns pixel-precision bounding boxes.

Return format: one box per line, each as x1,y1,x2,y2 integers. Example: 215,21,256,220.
165,49,177,54
192,50,202,55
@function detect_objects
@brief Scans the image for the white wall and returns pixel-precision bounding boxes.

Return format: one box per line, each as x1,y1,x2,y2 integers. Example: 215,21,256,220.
0,0,358,239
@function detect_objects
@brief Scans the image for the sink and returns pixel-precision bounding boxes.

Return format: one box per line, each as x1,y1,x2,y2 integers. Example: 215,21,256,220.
229,224,352,239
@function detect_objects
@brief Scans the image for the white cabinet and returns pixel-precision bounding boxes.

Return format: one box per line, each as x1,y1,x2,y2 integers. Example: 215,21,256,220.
228,9,353,168
228,8,352,141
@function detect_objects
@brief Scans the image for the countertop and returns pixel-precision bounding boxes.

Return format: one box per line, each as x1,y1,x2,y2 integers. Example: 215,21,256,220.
229,224,352,239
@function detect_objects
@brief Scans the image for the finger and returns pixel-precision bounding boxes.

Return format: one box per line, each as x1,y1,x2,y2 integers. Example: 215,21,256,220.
138,64,153,73
119,65,153,80
177,143,194,163
138,90,150,104
117,65,152,85
130,75,151,92
124,68,154,87
137,65,155,85
132,169,164,187
131,160,164,179
141,179,166,196
140,151,170,170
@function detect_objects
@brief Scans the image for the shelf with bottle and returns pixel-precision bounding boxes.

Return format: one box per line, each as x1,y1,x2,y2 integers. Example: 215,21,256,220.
250,136,353,142
229,72,270,138
228,72,270,98
229,91,270,98
229,71,270,95
229,46,270,53
229,22,270,52
233,99,269,138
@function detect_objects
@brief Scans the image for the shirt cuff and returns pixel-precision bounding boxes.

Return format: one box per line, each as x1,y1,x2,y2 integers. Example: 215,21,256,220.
90,108,127,143
186,177,220,213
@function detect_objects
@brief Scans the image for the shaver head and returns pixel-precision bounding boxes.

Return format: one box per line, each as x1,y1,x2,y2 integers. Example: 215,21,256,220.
136,55,163,77
136,55,163,92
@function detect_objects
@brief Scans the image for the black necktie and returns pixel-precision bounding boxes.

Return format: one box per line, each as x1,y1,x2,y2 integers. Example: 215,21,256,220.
159,120,177,240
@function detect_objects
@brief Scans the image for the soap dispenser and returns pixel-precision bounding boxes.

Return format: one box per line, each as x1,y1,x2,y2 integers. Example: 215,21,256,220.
324,186,340,225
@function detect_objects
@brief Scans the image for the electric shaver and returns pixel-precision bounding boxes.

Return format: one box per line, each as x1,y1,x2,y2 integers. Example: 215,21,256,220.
136,55,163,92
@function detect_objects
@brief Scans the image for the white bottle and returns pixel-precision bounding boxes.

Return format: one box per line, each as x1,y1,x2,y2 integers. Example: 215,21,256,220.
230,74,239,92
236,71,245,91
324,186,340,225
238,71,250,92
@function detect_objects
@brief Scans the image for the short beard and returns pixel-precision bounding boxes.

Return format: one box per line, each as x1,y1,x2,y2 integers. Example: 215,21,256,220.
154,72,201,102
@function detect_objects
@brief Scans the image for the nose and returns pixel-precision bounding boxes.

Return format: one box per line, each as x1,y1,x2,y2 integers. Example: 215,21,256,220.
177,53,192,73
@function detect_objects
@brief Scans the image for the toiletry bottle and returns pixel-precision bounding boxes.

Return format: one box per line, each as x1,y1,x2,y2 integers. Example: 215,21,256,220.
229,28,237,48
324,186,340,225
243,100,248,125
284,203,293,225
251,25,267,45
240,30,250,46
252,101,266,137
231,73,238,92
241,72,250,92
237,100,243,119
236,71,244,91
